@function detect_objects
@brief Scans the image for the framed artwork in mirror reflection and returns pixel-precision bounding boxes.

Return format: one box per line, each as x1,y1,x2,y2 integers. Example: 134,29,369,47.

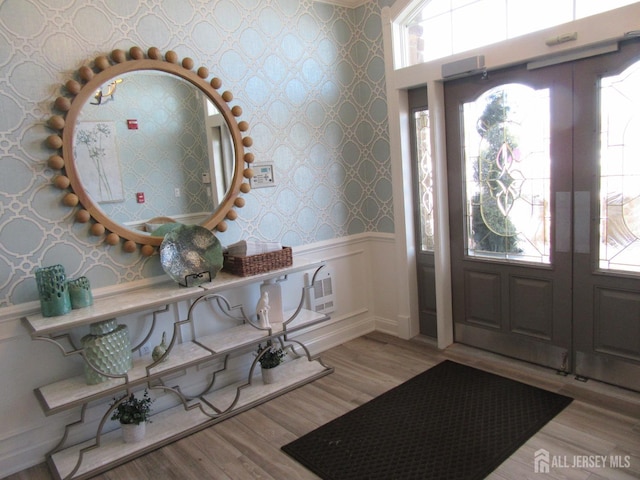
74,121,124,203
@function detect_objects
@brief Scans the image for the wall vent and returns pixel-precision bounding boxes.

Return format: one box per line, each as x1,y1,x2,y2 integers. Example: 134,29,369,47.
306,268,336,314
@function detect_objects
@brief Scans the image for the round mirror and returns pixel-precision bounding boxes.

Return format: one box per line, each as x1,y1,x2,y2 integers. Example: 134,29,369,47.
46,47,255,255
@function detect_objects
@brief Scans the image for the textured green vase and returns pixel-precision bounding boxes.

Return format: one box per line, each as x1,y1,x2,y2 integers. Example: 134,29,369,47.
68,276,93,309
82,319,133,385
35,265,71,317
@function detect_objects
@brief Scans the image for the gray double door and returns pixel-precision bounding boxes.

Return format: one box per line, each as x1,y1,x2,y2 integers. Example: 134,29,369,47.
442,39,640,391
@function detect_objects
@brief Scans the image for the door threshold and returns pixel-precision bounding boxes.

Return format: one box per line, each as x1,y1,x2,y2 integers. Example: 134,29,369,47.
440,341,640,418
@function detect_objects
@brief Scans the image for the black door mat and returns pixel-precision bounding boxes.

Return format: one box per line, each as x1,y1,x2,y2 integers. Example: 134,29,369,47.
282,360,572,480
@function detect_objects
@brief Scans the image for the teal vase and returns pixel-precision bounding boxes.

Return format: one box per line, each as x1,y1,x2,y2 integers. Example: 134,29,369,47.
35,265,71,317
68,276,93,309
81,319,133,385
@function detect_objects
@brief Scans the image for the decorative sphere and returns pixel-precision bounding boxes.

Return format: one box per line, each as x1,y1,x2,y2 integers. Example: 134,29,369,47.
78,65,94,81
130,46,144,59
123,240,137,253
105,233,120,245
111,49,126,63
46,135,63,149
75,209,91,223
48,115,65,130
94,56,110,71
63,193,79,207
148,47,161,60
53,175,70,189
165,50,178,63
48,155,64,170
182,57,194,70
90,223,105,236
54,96,71,112
66,80,82,95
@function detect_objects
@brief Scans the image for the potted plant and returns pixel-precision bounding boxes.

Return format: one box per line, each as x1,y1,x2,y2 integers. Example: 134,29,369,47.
256,342,286,384
111,389,154,443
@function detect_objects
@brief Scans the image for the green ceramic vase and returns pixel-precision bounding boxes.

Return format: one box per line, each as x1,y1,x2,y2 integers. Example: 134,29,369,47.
68,276,93,309
35,265,71,317
81,319,133,385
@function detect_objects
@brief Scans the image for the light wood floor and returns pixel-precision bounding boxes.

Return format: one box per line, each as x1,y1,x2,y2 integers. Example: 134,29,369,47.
7,332,640,480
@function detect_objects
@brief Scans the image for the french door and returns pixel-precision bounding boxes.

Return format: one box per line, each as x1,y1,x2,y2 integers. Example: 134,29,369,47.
444,38,640,390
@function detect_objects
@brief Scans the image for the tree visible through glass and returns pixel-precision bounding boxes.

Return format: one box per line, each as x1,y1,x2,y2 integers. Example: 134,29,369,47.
463,84,551,264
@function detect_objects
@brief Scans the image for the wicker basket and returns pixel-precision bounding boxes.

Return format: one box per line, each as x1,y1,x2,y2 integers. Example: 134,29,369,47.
223,247,293,277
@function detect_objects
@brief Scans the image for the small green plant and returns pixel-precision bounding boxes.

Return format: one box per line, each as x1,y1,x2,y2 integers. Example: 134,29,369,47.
256,342,285,369
110,390,154,425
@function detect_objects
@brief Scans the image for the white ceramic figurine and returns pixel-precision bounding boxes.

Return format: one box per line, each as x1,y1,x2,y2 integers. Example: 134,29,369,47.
256,291,270,328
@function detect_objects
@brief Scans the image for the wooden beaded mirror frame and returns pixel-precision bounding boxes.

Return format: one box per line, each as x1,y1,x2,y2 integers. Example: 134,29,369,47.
46,46,255,256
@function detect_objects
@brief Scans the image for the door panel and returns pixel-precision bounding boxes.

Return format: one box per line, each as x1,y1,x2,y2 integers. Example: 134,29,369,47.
445,63,573,372
417,263,438,337
509,275,553,340
573,39,640,390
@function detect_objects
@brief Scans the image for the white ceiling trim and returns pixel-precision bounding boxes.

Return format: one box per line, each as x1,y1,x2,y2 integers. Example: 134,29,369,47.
314,0,370,8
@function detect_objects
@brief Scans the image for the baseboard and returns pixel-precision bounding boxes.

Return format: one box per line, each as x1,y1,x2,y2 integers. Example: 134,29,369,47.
374,315,398,336
301,310,377,354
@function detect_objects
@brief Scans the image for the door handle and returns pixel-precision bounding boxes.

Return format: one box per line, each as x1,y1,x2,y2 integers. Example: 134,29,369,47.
556,192,570,253
574,191,590,254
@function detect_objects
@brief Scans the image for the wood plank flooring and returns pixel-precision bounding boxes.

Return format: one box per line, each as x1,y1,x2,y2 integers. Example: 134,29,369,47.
6,332,640,479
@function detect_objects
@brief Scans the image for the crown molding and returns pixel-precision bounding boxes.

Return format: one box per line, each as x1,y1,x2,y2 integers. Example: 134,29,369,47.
314,0,370,8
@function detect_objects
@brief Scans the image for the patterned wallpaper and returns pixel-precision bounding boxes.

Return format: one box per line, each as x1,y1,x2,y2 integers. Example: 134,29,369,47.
0,0,392,307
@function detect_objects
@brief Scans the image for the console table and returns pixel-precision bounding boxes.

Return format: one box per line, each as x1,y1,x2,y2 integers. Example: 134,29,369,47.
23,257,333,480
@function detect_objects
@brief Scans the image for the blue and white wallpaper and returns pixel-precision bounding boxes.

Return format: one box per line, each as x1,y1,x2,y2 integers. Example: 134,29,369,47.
0,0,393,307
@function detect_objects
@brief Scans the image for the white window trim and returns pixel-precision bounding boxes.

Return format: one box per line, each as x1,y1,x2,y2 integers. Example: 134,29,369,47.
381,2,640,346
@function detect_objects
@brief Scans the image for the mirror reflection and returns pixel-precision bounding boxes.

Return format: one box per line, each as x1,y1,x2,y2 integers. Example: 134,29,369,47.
73,71,235,235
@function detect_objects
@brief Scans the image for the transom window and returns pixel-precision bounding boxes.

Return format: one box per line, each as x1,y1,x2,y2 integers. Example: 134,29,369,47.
401,0,639,67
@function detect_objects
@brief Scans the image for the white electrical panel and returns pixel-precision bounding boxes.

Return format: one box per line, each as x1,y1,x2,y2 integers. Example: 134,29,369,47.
306,267,336,314
250,163,276,188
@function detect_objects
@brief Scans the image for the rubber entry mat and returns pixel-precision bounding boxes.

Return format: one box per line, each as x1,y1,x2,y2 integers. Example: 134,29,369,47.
282,360,572,480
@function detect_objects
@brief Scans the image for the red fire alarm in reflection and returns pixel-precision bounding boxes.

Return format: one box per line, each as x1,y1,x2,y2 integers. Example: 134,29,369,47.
127,119,138,130
136,192,145,203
